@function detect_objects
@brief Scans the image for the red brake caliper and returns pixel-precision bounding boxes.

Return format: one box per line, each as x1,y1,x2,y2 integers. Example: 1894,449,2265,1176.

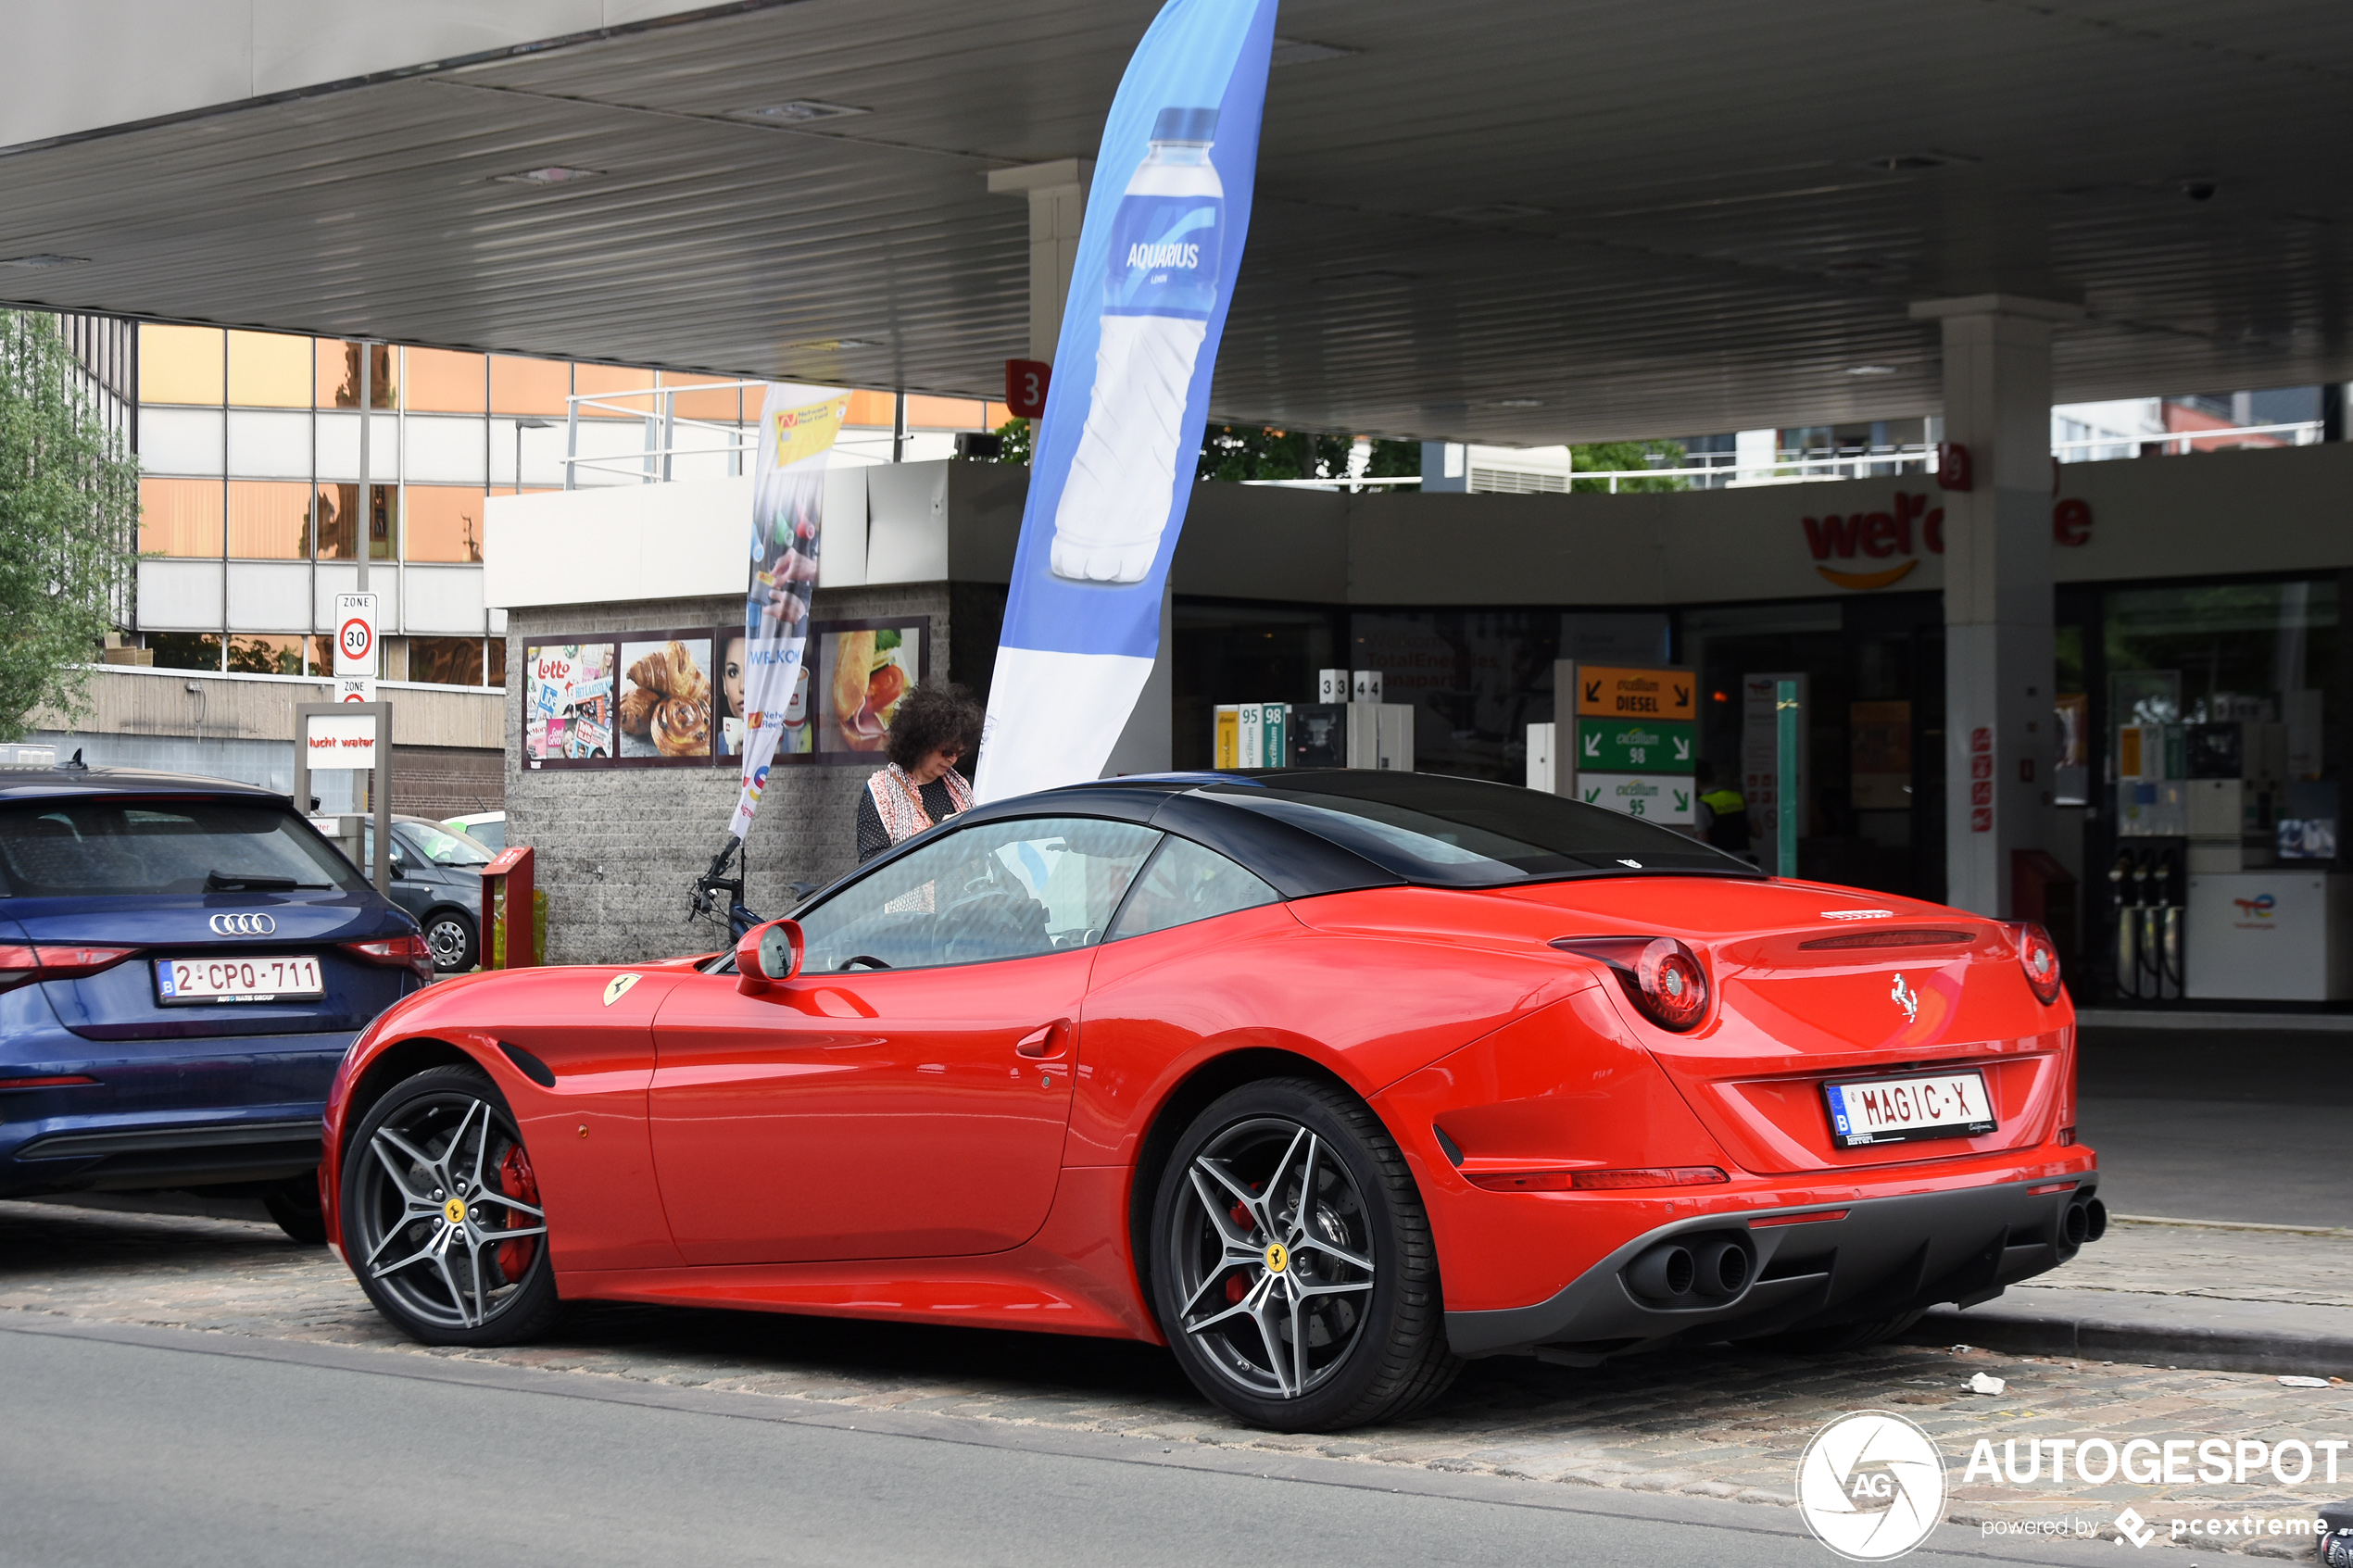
497,1142,542,1282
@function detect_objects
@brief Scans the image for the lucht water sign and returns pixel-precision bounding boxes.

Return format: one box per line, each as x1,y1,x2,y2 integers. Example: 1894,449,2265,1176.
728,383,849,841
974,0,1279,801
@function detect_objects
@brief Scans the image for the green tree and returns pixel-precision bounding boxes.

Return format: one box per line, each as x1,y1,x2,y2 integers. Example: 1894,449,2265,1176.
992,415,1419,489
1570,439,1688,493
0,311,136,740
992,417,1033,464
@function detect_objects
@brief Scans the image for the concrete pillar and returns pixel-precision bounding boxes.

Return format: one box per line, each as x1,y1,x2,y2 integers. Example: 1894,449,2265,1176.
986,158,1093,364
1909,294,2084,917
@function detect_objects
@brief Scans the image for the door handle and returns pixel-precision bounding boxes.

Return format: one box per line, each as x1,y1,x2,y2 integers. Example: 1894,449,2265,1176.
1014,1022,1068,1060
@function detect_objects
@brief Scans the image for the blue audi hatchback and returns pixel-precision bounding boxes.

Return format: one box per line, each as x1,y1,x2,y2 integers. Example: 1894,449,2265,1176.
0,763,431,1241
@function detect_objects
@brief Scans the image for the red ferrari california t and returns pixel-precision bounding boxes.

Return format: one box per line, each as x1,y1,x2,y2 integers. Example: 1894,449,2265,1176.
321,770,2097,1431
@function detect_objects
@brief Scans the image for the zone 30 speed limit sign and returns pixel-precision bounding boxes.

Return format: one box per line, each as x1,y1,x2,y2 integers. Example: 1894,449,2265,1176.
333,593,379,679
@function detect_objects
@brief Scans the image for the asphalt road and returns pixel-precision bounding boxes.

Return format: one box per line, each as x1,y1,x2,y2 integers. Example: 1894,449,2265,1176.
0,1321,2133,1568
2076,1026,2353,1227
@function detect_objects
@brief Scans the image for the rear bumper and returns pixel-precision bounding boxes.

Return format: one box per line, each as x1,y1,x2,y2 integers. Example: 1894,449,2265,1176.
0,1025,350,1195
1445,1172,2101,1360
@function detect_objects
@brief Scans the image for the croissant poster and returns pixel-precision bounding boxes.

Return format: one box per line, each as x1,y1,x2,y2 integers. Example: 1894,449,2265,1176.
973,0,1277,801
728,383,850,841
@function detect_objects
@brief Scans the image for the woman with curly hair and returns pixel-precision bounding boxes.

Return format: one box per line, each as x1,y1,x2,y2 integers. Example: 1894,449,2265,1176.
855,681,984,863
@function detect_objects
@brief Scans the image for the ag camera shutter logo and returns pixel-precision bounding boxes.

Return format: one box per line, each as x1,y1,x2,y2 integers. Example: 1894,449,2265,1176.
1796,1411,1948,1561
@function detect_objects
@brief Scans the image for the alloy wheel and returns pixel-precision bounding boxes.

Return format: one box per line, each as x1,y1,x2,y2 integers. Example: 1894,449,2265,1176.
348,1087,546,1331
1166,1116,1378,1401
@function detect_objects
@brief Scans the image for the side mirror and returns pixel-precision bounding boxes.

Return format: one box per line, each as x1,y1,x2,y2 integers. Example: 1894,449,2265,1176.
736,918,804,997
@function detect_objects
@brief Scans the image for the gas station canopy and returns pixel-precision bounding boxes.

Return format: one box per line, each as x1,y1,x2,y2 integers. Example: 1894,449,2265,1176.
5,0,2351,443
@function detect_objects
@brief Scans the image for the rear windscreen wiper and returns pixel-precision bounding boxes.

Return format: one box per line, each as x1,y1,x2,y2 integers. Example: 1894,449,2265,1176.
205,870,305,891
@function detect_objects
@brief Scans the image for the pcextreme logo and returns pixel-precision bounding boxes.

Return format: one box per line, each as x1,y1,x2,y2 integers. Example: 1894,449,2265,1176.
1796,1411,1947,1561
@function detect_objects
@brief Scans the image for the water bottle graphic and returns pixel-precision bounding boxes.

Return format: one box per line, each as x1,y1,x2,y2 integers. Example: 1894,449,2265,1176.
1050,107,1224,583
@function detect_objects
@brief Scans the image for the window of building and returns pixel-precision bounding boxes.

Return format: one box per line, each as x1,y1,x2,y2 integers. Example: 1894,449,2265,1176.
404,348,487,413
315,340,396,408
491,356,571,417
573,363,656,418
311,483,396,561
408,637,489,687
660,373,742,423
139,326,223,406
148,633,224,671
404,485,486,563
225,481,312,559
226,634,306,676
226,332,312,408
139,477,225,557
486,638,508,688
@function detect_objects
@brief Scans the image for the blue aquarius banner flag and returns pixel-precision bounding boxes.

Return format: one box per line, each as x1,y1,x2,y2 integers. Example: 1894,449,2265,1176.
973,0,1277,801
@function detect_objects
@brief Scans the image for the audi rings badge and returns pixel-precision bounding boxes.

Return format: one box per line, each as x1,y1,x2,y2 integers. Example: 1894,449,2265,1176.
208,913,278,936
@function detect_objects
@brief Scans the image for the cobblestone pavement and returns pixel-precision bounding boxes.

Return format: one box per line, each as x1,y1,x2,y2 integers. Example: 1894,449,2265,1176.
7,1198,2353,1556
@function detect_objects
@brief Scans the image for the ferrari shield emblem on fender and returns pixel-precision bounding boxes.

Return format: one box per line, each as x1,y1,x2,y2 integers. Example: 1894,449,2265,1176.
602,973,643,1008
1890,972,1919,1022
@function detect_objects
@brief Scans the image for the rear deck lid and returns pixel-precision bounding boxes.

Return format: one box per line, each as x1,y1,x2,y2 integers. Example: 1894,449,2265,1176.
1496,877,2072,1173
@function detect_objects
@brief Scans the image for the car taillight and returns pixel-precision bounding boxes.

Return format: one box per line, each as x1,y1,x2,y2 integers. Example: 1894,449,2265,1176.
1466,1166,1727,1192
1550,935,1712,1031
0,942,137,994
2013,922,2063,1005
343,935,435,985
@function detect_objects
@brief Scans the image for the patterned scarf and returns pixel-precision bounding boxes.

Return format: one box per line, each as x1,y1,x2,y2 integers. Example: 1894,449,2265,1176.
867,762,974,846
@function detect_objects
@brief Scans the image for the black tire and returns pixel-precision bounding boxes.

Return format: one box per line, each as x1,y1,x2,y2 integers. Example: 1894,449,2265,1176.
1149,1076,1459,1432
423,909,477,973
338,1064,559,1347
1743,1309,1927,1355
262,1171,327,1245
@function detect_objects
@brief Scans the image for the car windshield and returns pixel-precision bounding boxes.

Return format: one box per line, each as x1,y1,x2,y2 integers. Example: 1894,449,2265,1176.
0,797,369,897
1202,771,1759,888
402,822,494,866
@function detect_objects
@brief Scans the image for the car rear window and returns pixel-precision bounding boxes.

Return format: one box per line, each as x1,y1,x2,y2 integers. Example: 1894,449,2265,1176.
0,797,369,897
403,822,493,866
1201,771,1759,887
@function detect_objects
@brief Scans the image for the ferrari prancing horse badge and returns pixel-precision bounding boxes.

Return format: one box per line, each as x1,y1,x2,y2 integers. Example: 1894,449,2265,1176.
602,973,643,1008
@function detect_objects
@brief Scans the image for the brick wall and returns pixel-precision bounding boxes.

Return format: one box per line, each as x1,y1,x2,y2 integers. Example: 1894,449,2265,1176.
505,584,952,965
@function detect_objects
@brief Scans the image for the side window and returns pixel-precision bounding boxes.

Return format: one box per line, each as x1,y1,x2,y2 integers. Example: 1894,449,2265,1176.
1107,835,1278,942
798,817,1161,973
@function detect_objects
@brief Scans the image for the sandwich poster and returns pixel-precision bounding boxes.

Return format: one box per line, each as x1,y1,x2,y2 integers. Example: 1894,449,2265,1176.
974,0,1277,800
728,383,850,841
816,621,925,756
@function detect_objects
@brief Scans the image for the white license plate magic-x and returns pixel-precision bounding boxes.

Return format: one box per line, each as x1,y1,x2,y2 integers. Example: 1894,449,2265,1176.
155,955,324,1004
1822,1070,1996,1148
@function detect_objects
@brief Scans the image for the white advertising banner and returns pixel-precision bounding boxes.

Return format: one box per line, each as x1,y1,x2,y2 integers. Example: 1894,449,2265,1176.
304,712,379,771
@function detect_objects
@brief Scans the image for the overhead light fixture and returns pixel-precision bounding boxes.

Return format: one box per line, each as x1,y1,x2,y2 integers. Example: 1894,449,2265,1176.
491,166,603,186
744,101,869,122
1491,397,1545,408
1844,364,1898,376
1,254,90,268
1862,151,1977,173
1271,36,1359,66
793,338,883,352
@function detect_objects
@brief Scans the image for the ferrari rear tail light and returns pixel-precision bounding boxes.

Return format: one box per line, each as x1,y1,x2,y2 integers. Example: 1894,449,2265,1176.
343,935,436,985
1550,935,1711,1031
0,942,136,994
1466,1165,1727,1193
2012,922,2063,1005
